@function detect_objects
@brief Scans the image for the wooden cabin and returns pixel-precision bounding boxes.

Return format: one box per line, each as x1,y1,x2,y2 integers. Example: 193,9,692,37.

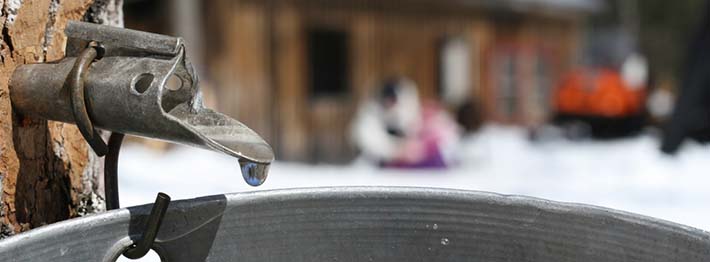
125,0,601,163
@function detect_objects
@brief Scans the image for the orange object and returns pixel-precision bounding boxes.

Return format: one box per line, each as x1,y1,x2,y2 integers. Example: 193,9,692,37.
554,69,645,118
554,71,587,114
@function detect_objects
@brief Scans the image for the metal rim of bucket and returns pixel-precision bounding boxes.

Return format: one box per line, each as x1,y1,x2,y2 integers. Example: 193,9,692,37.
0,187,709,262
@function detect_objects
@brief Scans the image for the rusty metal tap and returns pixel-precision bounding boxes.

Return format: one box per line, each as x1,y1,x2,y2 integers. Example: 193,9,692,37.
9,21,274,206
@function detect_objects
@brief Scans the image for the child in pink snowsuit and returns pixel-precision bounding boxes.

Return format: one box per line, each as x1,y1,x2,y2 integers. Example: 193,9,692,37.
351,78,461,168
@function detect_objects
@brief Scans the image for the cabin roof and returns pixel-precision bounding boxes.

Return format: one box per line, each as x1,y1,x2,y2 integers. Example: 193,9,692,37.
453,0,603,14
298,0,604,17
128,0,604,17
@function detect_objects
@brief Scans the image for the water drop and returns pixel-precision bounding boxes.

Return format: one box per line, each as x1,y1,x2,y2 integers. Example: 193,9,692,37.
239,159,269,186
440,238,449,246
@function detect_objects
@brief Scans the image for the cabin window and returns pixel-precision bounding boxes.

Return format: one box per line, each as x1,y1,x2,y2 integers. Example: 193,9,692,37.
533,56,551,113
438,37,472,106
497,54,517,118
307,28,349,98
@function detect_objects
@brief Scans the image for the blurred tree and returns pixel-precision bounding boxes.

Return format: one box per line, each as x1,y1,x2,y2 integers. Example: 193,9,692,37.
637,0,706,83
661,1,710,154
589,0,705,85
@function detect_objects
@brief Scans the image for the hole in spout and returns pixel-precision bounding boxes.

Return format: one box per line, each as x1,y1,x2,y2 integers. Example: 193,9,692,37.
165,74,183,91
132,73,154,94
160,73,194,113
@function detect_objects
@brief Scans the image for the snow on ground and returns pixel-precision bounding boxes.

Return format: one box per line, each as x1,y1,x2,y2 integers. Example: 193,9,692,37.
118,125,710,231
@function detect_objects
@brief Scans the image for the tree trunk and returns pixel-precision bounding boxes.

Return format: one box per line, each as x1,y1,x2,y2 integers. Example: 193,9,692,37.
0,0,123,238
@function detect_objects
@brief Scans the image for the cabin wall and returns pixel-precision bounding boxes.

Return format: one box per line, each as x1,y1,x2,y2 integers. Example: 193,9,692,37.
204,0,584,162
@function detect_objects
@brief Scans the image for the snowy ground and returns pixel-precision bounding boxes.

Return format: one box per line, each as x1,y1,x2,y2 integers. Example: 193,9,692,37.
119,125,710,232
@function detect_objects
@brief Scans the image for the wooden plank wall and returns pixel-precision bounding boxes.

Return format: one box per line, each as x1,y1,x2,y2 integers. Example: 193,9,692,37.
204,0,582,163
205,1,276,145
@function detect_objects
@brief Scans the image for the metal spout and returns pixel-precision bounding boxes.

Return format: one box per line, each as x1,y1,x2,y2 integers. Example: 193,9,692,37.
9,21,274,166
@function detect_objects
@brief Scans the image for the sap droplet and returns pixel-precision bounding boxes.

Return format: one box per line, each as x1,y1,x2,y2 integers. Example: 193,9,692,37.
440,237,450,245
239,159,269,186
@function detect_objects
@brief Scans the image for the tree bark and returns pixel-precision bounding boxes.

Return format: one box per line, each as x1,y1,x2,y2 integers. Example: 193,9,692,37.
0,0,123,238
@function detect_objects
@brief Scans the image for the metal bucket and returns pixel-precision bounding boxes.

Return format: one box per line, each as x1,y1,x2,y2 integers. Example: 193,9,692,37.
1,187,709,261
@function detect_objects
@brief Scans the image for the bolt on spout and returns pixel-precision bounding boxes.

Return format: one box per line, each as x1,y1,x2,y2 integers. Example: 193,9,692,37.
9,21,274,186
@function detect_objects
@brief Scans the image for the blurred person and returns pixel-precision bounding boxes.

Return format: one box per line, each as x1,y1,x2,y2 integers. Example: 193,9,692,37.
350,77,461,168
455,99,483,133
661,2,710,154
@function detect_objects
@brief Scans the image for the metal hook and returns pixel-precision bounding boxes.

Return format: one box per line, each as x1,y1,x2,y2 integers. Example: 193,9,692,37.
123,192,171,260
67,42,124,210
104,132,125,210
67,41,108,156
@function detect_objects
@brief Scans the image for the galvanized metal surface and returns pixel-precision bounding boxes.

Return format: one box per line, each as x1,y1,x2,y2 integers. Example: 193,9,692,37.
0,187,709,262
9,21,273,165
